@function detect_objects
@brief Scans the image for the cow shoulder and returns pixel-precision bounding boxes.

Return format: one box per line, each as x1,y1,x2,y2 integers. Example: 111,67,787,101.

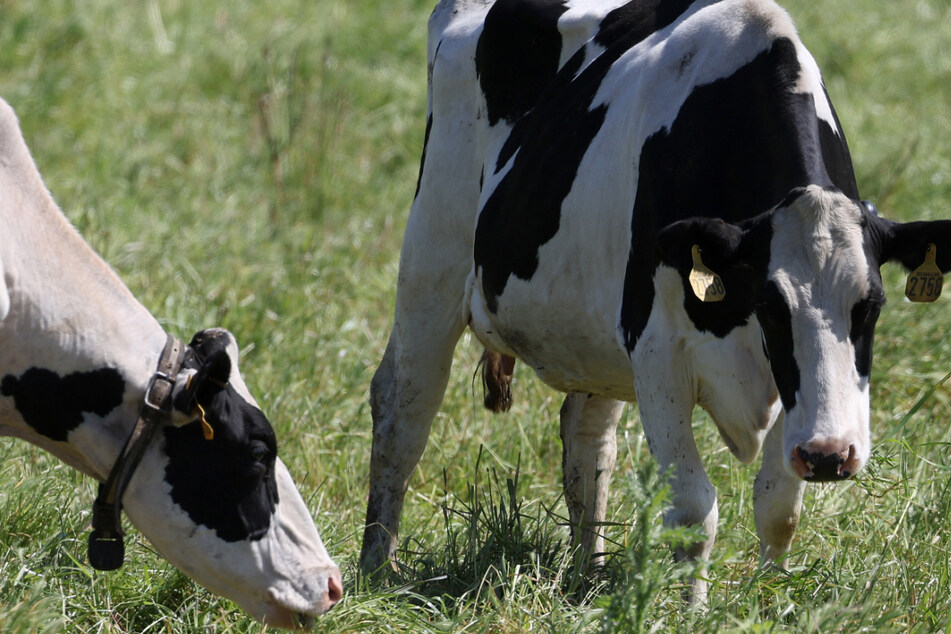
0,97,24,162
473,0,699,309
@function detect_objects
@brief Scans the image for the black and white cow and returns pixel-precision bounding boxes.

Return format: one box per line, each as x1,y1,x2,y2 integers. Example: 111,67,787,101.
0,97,341,627
361,0,951,600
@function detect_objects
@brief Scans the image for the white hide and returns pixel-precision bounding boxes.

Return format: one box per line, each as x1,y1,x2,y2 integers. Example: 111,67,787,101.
0,254,9,323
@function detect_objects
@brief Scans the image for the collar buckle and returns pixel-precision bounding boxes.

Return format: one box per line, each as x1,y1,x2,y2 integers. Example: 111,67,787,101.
143,371,175,413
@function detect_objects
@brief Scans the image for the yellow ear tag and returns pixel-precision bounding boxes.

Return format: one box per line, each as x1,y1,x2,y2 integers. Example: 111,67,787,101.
196,402,215,441
905,243,943,303
688,245,726,302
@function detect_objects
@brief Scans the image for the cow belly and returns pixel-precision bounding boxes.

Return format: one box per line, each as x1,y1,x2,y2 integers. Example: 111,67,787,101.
465,271,635,400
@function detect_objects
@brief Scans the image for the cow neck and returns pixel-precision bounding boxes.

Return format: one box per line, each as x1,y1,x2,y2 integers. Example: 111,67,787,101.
87,332,186,570
0,154,172,475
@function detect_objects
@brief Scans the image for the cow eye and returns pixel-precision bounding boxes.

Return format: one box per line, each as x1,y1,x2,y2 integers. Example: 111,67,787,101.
861,303,880,326
849,295,884,346
249,440,269,464
854,296,883,328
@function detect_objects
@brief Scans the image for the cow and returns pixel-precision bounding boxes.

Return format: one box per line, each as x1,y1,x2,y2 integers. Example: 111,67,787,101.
360,0,951,602
0,97,341,628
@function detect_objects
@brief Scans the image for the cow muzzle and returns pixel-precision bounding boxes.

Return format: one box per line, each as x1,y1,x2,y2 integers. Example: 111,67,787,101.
263,565,343,629
789,439,861,481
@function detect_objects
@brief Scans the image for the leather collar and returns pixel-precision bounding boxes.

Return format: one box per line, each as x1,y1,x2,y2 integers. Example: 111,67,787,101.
88,333,186,570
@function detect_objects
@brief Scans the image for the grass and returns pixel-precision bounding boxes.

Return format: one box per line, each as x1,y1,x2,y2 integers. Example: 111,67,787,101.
1,0,951,631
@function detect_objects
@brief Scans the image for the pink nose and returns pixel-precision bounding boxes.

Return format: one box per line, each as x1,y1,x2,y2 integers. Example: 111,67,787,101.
790,441,859,481
326,568,343,608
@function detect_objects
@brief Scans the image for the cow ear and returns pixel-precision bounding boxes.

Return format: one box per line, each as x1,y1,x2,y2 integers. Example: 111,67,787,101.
656,214,770,303
872,215,951,303
875,217,951,271
198,349,232,390
170,350,231,425
657,217,744,268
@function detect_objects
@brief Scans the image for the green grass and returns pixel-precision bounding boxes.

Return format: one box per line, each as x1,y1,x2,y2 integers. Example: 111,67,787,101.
1,0,951,631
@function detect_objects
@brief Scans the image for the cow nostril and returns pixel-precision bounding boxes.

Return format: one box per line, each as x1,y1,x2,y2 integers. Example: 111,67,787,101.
840,444,859,479
326,569,343,606
790,446,812,479
790,443,862,482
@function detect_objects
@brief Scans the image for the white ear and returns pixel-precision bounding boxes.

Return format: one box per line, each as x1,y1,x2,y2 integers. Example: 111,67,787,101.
168,368,199,427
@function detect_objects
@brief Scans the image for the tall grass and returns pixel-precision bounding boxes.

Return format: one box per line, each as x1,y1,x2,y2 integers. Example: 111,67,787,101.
1,0,950,631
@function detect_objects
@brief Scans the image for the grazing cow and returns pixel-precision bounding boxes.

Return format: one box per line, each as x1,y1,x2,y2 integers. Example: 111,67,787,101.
0,97,341,628
360,0,951,600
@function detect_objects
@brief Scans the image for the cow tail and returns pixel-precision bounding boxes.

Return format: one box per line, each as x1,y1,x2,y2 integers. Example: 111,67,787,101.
477,349,515,413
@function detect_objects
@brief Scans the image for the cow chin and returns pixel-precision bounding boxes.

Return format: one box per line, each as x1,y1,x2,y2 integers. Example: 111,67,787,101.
261,574,342,628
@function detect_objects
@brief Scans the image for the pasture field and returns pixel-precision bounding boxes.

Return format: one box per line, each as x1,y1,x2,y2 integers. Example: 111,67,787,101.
1,0,951,631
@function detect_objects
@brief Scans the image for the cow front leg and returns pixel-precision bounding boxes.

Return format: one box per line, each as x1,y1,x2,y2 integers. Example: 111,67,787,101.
360,308,466,576
560,392,624,573
633,356,717,604
754,411,805,564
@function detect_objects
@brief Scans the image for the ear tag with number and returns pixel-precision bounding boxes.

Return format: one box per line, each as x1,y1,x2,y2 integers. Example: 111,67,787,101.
688,245,726,302
905,243,943,303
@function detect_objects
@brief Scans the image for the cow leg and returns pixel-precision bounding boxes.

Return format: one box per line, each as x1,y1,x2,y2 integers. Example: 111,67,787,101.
359,186,474,576
753,411,805,564
359,257,471,576
560,392,624,572
633,354,717,604
360,305,467,576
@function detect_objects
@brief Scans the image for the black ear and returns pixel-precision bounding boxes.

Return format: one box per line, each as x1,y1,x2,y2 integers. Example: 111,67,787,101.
657,217,746,272
873,216,951,272
172,350,231,415
201,349,232,389
657,212,772,277
653,213,772,335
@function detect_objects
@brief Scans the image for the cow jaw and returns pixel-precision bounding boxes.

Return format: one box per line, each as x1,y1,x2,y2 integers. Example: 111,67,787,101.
122,454,340,625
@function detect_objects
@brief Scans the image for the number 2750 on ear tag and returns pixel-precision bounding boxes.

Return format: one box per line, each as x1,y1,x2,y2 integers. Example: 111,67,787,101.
905,243,943,303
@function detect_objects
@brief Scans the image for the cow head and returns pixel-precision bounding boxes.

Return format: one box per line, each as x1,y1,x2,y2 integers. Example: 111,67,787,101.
103,328,341,628
657,185,951,482
140,328,343,627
